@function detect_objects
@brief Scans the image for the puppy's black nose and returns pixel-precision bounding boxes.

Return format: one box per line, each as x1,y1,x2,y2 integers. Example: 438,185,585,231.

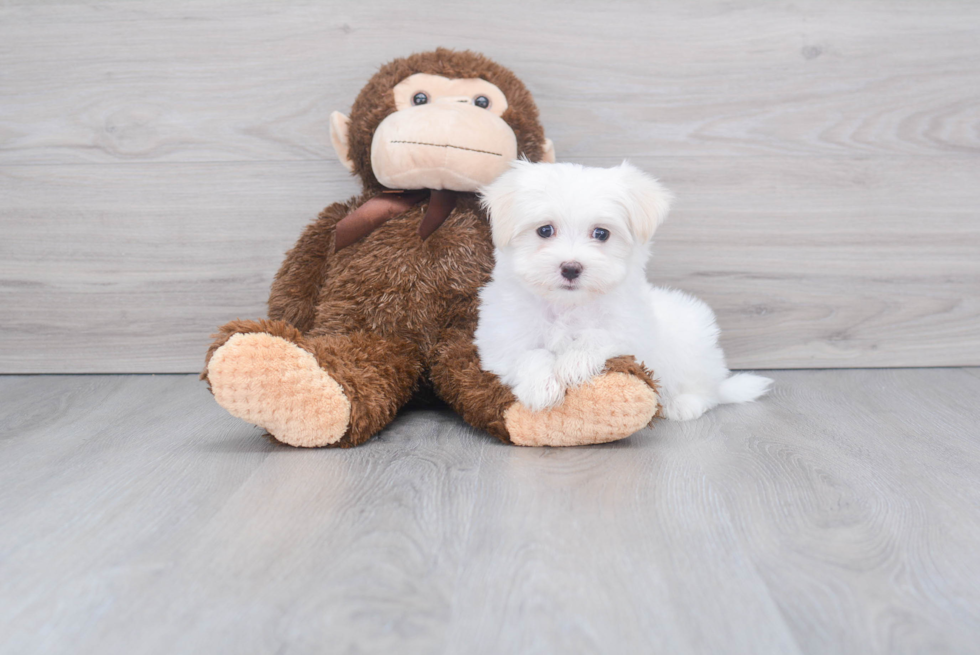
560,262,583,281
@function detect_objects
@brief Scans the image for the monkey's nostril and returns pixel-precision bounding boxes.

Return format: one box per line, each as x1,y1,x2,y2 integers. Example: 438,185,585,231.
560,263,583,281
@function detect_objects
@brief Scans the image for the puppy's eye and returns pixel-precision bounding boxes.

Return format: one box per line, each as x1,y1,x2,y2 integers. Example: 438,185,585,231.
474,95,490,109
592,227,610,241
536,225,555,238
412,92,428,106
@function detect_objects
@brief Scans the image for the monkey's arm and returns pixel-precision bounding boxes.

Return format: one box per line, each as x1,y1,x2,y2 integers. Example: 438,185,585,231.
268,199,353,332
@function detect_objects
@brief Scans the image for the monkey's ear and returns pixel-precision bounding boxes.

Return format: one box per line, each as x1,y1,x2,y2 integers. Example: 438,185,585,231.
540,138,556,163
330,111,355,172
617,161,673,243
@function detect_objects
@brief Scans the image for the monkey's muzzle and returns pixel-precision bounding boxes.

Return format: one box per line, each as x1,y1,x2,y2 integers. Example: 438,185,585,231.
371,102,518,193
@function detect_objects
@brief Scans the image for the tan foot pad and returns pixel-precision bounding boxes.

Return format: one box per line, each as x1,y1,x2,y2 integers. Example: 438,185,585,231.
207,332,351,447
503,372,658,447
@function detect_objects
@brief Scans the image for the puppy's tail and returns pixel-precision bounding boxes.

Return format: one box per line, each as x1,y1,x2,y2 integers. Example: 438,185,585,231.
718,373,773,405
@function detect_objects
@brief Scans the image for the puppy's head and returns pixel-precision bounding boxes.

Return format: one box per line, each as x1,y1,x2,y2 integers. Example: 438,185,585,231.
480,160,672,304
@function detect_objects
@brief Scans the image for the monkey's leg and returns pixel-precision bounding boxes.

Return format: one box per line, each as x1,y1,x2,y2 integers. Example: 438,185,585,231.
429,327,661,447
204,320,421,447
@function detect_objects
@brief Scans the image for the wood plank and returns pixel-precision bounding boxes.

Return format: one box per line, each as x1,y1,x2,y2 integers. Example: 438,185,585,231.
0,1,978,164
448,367,980,653
443,421,802,654
2,156,977,372
0,162,358,373
1,369,980,652
707,367,980,652
647,156,980,369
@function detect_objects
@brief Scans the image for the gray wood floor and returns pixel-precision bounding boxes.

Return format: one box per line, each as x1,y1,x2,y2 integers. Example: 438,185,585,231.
1,369,979,654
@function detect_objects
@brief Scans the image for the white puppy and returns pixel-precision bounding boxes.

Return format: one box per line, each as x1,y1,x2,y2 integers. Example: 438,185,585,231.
475,160,772,421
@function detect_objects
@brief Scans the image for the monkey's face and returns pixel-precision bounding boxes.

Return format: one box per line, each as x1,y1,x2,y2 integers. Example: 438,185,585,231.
330,53,555,194
368,74,518,192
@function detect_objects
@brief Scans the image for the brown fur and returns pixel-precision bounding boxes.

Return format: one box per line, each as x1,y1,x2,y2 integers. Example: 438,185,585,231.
203,49,656,447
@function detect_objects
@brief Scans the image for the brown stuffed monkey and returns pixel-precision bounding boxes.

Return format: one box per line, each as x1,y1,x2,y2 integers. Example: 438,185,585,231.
203,49,660,447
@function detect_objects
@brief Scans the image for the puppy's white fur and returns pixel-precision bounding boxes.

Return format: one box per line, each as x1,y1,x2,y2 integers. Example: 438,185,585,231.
475,160,772,420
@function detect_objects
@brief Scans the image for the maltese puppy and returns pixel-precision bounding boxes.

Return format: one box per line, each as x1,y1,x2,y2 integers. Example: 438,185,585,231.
475,160,772,421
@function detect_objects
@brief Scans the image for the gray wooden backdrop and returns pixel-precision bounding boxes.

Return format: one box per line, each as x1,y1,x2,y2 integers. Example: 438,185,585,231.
1,0,978,373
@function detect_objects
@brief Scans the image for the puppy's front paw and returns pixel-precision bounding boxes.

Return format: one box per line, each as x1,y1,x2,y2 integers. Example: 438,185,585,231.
554,350,606,388
661,394,711,421
512,374,565,412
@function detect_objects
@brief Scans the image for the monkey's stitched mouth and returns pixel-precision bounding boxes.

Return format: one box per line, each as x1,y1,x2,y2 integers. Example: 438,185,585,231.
390,140,503,157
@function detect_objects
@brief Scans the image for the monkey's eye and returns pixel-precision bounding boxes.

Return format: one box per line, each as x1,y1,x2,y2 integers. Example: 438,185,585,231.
412,92,428,106
536,225,555,238
474,95,490,109
592,227,610,241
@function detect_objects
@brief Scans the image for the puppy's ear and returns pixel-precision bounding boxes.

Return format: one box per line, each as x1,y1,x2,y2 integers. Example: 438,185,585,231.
617,161,673,243
480,160,534,248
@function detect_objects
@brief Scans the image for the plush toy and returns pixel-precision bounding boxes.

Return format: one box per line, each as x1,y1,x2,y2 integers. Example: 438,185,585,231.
203,49,660,448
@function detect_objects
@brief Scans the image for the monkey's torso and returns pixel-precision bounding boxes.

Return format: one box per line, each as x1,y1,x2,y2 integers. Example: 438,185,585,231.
271,193,494,363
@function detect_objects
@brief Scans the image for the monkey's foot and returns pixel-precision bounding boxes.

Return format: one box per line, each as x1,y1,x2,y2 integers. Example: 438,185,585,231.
503,371,658,447
206,332,351,447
